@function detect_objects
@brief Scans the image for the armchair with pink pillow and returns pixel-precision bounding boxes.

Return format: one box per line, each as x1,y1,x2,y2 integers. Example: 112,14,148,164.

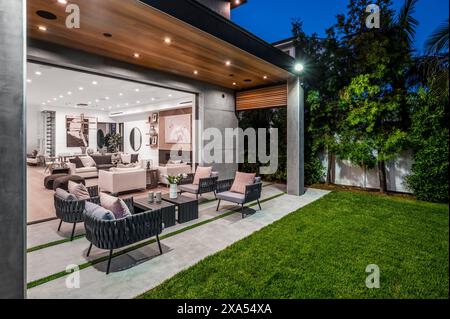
216,172,262,218
178,166,219,199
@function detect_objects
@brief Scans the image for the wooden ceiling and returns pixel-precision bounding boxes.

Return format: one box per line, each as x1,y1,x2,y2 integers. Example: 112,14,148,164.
27,0,291,90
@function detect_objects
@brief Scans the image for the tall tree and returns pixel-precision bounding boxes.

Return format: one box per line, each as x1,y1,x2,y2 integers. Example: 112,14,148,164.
335,0,417,193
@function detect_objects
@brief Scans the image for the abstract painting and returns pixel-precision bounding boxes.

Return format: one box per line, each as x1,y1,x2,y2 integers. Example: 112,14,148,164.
66,115,89,147
165,114,191,144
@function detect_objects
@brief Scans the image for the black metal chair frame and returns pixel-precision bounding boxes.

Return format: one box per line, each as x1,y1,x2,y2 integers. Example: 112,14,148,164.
179,173,218,199
216,179,262,218
84,197,164,275
54,186,99,241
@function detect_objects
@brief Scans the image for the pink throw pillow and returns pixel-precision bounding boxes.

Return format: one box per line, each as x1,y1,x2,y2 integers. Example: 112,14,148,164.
68,180,90,200
100,192,131,219
230,172,256,194
193,166,212,185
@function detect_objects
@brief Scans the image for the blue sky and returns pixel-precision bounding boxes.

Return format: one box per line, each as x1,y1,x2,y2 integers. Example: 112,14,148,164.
232,0,449,53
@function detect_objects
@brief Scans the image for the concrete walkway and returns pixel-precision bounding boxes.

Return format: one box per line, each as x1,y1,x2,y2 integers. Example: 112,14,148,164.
27,188,329,299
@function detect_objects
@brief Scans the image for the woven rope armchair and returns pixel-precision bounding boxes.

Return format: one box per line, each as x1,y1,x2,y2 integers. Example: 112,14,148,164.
54,186,100,241
179,173,219,199
216,179,262,218
84,198,164,274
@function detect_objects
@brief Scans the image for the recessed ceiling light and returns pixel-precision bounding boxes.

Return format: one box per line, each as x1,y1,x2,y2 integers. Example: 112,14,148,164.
168,94,172,97
47,100,51,103
105,96,110,100
125,103,129,106
119,93,123,96
57,0,68,4
35,71,42,76
67,91,72,95
225,60,231,66
53,97,57,101
108,106,112,109
193,70,198,75
233,82,237,86
133,53,140,58
164,37,172,44
136,101,141,104
101,108,105,111
42,102,46,105
235,0,241,4
78,87,84,91
92,81,98,85
38,26,47,32
59,95,64,98
263,75,268,79
135,88,140,92
95,99,99,103
151,98,155,101
88,101,92,104
27,79,32,83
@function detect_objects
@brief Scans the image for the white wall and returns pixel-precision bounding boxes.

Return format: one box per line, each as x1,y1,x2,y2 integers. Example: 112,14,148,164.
26,104,42,153
321,150,414,193
37,105,115,155
117,112,159,166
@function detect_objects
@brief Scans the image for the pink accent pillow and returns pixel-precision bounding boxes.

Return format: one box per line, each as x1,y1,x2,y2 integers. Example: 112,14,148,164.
100,192,131,219
193,166,212,185
68,180,90,200
230,172,256,194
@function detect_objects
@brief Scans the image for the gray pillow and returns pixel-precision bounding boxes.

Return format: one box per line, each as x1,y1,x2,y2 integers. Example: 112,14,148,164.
211,171,219,178
85,201,116,221
55,188,77,201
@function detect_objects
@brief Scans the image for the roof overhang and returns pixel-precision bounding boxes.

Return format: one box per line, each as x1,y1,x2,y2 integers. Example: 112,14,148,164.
27,0,294,90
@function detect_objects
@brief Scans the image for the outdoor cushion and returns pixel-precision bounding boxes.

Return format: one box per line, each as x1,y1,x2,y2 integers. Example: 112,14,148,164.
90,155,112,166
44,173,67,190
55,188,77,201
68,180,90,200
84,201,115,221
230,172,256,194
193,166,212,185
179,184,199,194
216,191,245,204
100,192,131,219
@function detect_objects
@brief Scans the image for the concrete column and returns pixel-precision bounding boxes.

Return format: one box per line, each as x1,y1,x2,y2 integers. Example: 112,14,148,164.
286,76,305,196
0,0,26,298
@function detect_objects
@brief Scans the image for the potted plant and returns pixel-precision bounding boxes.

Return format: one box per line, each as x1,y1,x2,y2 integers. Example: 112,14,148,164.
105,133,122,153
166,174,186,199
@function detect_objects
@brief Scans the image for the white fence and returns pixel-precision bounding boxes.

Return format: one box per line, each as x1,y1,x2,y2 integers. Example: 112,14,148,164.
319,149,414,193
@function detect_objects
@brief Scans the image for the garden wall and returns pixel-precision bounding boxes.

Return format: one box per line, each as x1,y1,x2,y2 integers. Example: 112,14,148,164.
320,149,414,193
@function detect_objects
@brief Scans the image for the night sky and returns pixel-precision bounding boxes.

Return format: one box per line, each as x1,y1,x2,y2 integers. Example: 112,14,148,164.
232,0,449,53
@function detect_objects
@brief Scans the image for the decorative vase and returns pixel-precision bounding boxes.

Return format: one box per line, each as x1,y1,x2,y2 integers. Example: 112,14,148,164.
169,184,178,199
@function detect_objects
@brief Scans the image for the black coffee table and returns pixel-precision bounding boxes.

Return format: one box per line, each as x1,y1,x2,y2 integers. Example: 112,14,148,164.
161,194,199,223
133,197,176,228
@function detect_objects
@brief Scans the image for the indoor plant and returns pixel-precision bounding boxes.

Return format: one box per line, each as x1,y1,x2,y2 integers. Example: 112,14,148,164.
166,174,186,199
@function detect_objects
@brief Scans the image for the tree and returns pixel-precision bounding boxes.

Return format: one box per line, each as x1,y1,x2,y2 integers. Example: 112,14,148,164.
292,20,348,184
334,0,416,192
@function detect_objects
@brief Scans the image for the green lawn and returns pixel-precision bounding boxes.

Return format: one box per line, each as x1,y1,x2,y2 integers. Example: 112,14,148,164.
139,191,449,299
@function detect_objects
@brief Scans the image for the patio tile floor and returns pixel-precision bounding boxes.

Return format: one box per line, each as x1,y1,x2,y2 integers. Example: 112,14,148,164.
27,187,329,299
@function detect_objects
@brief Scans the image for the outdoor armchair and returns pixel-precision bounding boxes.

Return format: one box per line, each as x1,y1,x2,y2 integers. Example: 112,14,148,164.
84,197,164,274
53,185,99,241
216,177,262,218
179,172,219,199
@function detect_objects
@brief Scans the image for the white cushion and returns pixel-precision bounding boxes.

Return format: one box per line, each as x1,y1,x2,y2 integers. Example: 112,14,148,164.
121,153,132,164
80,156,96,167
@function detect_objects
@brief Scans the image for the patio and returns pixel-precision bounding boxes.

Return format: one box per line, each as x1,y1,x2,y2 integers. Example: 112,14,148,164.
27,185,329,299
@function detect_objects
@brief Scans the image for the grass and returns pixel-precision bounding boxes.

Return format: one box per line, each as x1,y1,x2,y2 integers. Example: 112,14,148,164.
139,191,449,299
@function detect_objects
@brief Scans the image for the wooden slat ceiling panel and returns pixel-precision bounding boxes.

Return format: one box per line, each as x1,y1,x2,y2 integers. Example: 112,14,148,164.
236,85,287,111
27,0,291,90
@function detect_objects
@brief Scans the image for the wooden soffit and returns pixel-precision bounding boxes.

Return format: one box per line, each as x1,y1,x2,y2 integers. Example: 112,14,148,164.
236,84,287,111
27,0,292,90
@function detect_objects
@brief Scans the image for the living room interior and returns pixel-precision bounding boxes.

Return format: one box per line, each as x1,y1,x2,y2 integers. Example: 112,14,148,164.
26,61,197,224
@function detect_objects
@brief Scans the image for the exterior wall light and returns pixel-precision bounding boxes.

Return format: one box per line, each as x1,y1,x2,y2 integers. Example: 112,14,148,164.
294,63,304,73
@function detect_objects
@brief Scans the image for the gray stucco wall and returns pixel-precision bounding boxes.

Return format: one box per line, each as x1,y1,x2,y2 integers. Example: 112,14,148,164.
27,40,238,178
0,0,26,298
